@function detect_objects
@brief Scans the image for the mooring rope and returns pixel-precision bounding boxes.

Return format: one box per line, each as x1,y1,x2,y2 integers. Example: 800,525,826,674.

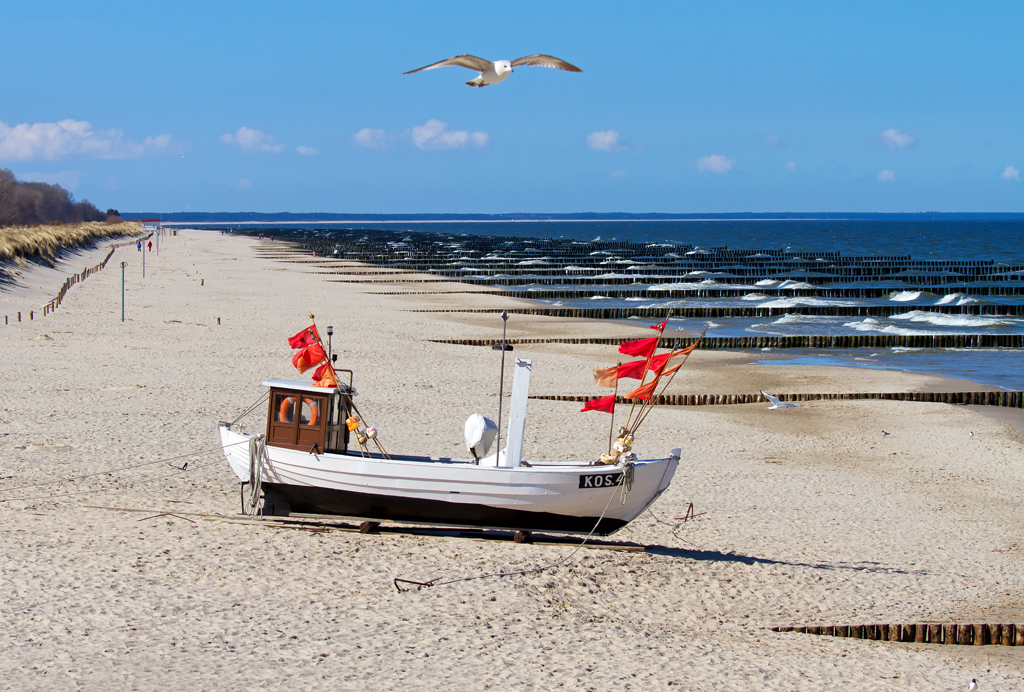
244,434,268,517
394,481,623,592
0,439,249,498
229,391,270,427
0,457,226,504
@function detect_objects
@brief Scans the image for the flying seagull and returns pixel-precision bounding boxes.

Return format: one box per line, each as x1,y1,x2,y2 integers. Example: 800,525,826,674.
402,54,582,87
760,391,799,410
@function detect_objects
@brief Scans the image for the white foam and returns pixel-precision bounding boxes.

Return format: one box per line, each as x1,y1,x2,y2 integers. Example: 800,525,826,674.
755,279,779,287
741,293,769,301
777,280,815,290
889,290,928,302
588,295,610,300
935,293,983,306
772,313,830,325
760,297,858,308
889,310,1011,328
842,319,934,336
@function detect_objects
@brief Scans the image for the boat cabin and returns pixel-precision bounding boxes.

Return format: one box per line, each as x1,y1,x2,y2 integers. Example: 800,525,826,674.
263,379,352,453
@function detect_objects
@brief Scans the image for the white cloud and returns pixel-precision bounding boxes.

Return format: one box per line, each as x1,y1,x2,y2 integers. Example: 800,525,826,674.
586,130,624,152
878,128,916,149
219,127,285,153
763,134,782,148
353,128,387,149
296,145,320,156
410,119,489,151
1001,165,1020,181
0,119,172,161
878,169,896,182
785,161,797,173
696,154,735,174
610,169,629,178
234,178,253,190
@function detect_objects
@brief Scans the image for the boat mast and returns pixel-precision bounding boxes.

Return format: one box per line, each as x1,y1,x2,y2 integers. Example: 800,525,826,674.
493,311,511,459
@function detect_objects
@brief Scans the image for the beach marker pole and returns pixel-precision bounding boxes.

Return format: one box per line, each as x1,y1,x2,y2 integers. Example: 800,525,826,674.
142,243,145,278
120,261,127,322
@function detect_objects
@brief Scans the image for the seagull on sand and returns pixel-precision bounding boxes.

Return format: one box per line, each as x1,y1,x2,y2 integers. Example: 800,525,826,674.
969,680,978,691
402,54,582,87
760,391,799,410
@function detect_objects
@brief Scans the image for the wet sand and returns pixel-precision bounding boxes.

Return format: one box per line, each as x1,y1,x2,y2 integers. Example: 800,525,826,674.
1,229,1022,690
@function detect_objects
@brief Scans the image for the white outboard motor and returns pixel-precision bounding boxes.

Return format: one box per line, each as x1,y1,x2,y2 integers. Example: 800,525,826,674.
464,413,498,462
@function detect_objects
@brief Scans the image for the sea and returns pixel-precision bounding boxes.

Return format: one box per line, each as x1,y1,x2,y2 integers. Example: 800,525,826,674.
234,219,1024,390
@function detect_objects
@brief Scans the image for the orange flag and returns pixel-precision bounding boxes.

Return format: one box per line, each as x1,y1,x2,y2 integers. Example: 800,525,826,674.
593,366,619,388
660,362,684,378
650,344,698,375
625,379,658,401
292,343,327,373
312,362,338,388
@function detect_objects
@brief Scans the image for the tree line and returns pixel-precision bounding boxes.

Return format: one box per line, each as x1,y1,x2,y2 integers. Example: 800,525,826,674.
0,169,111,226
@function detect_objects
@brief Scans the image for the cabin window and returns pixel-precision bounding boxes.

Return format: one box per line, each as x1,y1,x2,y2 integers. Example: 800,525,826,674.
299,397,322,428
275,394,296,424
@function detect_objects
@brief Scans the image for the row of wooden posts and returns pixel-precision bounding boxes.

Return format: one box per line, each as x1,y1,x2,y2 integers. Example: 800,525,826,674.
531,390,1024,408
772,623,1024,646
42,248,116,318
4,234,145,326
414,304,1024,318
434,333,1024,350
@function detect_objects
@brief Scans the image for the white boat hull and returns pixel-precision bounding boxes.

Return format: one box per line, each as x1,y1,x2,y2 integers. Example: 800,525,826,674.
220,426,678,535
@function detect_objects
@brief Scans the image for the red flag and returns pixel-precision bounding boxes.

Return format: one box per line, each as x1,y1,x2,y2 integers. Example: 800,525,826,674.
580,395,616,414
593,366,619,388
625,380,658,401
618,337,658,358
288,325,320,349
617,359,648,380
292,343,327,373
650,319,667,331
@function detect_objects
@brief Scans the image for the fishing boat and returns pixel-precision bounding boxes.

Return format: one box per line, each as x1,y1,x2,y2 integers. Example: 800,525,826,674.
219,319,691,537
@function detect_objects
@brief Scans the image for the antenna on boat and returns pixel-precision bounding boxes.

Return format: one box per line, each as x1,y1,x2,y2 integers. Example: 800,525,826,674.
492,310,512,460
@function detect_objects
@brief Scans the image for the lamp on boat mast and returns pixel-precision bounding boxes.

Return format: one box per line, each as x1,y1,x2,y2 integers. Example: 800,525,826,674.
326,325,334,361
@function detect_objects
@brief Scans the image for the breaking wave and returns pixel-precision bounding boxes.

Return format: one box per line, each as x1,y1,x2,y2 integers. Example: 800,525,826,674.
889,310,1011,328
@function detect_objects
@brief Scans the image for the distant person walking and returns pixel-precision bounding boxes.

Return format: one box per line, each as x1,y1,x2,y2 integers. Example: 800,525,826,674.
147,240,152,252
137,241,142,252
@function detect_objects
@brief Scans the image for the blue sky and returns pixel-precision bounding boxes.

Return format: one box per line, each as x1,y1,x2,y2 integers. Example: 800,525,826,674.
1,1,1021,213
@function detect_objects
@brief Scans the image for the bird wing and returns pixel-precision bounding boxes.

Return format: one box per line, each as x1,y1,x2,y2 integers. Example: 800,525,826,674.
760,390,783,406
511,54,583,72
402,55,493,75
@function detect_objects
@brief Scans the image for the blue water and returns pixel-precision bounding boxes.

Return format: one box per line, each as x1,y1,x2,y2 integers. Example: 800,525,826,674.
241,220,1024,388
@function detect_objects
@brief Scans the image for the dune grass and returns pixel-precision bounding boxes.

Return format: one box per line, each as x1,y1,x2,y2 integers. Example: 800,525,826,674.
0,221,143,262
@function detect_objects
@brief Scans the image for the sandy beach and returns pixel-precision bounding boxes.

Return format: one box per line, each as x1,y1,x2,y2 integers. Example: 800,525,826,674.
2,229,1023,690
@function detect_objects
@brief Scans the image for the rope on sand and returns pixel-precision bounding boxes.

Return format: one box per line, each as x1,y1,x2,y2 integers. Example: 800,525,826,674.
0,440,248,501
394,482,624,592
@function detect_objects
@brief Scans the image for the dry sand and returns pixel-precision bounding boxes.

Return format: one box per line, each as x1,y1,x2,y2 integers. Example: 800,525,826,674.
1,229,1023,690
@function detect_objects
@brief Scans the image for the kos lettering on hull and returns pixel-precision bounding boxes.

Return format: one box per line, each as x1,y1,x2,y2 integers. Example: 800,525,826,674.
579,473,624,489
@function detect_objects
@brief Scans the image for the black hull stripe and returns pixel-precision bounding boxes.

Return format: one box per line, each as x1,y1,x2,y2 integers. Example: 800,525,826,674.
263,483,629,536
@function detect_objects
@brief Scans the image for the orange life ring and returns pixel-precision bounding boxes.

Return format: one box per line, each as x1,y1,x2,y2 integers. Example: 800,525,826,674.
278,396,295,423
303,397,320,426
